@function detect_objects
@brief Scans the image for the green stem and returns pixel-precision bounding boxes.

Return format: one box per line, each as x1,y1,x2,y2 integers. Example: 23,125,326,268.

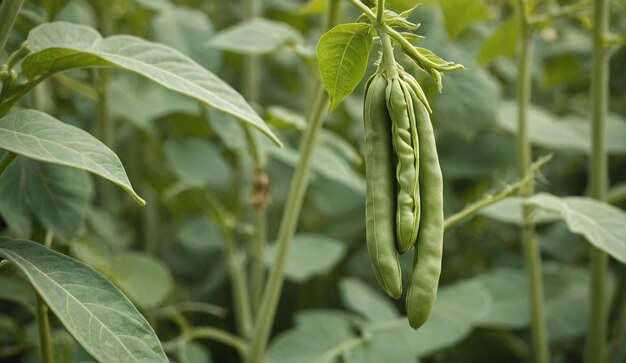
0,0,24,54
188,327,249,358
201,192,253,339
515,1,550,363
444,155,551,230
0,151,16,176
586,0,610,362
246,0,340,352
36,294,54,363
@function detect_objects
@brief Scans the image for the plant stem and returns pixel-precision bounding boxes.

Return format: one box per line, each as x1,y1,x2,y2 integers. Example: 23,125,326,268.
444,155,551,230
188,327,249,358
0,151,16,176
586,0,610,362
0,0,24,54
36,294,54,363
201,192,253,339
515,1,550,362
242,0,268,318
246,3,339,358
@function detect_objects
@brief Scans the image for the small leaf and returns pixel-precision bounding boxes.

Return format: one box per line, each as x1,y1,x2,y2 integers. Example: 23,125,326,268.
317,23,373,110
0,238,168,363
299,0,328,14
21,22,280,146
163,138,232,189
207,18,302,55
265,234,346,283
526,193,626,263
0,110,143,205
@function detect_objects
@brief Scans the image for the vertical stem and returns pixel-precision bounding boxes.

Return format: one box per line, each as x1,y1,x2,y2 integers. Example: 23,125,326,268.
242,0,268,317
515,1,550,363
36,294,54,363
246,4,341,360
0,0,24,54
586,0,610,362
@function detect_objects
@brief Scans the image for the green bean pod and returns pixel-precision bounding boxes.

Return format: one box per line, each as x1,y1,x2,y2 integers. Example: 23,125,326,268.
386,76,420,255
363,71,403,299
405,83,444,329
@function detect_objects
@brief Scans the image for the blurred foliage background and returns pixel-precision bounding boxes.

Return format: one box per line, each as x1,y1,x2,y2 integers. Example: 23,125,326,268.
0,0,625,362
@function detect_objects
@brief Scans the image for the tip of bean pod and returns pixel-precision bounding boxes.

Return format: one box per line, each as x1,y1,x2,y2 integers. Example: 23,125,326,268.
408,315,427,329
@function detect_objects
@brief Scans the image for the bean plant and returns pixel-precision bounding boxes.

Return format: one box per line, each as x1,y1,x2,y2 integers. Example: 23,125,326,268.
0,0,625,363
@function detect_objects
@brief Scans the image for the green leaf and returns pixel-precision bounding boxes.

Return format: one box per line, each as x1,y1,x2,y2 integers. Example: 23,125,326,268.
299,0,328,14
21,22,281,146
474,267,529,328
207,18,302,55
265,234,347,283
479,197,560,226
163,138,232,189
440,0,490,38
526,193,626,263
339,278,399,322
177,215,221,252
266,310,360,363
0,238,168,363
153,6,221,72
110,252,174,310
317,23,373,111
0,159,92,238
0,276,36,312
0,110,143,205
478,16,518,65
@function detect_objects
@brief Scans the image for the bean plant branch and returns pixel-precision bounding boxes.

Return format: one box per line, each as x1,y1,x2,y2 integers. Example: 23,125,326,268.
443,155,552,230
187,327,250,358
36,294,54,363
514,1,550,362
247,3,340,361
0,0,24,54
242,0,269,318
199,191,253,339
586,0,610,362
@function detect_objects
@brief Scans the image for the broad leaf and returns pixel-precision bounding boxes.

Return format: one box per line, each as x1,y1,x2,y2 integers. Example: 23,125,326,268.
479,197,560,226
207,18,302,55
478,16,518,64
526,193,626,263
266,310,360,363
163,138,232,189
265,234,346,283
0,159,92,238
21,22,280,146
317,23,373,110
0,110,143,205
0,238,168,363
153,6,221,72
498,102,626,154
110,252,174,310
440,0,490,38
339,278,399,322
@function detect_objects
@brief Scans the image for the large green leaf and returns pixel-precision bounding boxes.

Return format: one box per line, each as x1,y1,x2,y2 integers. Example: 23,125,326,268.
21,22,280,146
440,0,490,38
478,16,518,64
153,5,221,72
479,197,560,226
317,23,373,111
266,311,360,363
207,18,302,55
265,234,346,283
498,102,626,154
526,193,626,263
0,238,168,363
0,110,142,205
339,278,399,322
0,158,92,238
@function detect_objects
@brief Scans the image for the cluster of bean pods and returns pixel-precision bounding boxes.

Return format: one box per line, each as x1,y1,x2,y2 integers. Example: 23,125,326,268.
363,65,443,329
